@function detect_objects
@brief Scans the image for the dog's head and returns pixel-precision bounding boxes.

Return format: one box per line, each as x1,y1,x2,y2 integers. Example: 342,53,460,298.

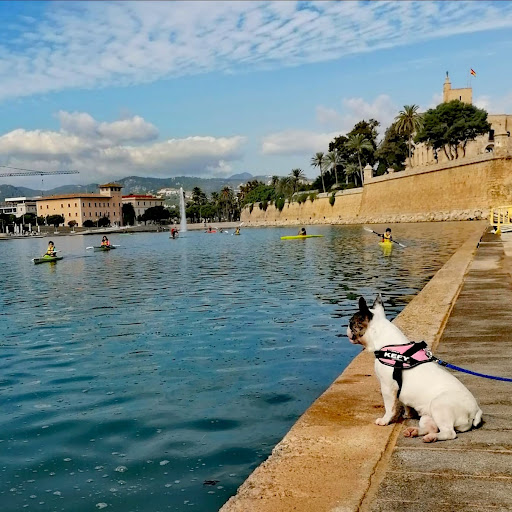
347,294,385,348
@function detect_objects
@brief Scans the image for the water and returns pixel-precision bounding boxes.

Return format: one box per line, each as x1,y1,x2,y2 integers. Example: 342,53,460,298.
0,223,478,511
179,188,187,233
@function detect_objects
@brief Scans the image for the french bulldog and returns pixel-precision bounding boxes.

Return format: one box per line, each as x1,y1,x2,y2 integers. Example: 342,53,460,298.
347,295,482,442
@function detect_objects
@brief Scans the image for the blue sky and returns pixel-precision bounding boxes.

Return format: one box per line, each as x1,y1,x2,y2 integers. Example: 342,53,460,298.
1,0,512,189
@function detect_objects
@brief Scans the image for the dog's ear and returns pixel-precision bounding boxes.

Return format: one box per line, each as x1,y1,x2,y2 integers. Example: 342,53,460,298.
373,293,384,309
358,296,369,314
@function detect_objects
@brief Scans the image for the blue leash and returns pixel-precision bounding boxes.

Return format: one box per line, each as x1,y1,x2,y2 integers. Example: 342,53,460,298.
435,358,512,382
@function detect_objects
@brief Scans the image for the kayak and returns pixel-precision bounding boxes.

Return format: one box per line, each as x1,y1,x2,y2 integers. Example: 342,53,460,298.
205,231,217,234
33,255,63,264
379,240,393,255
280,235,324,240
93,246,116,251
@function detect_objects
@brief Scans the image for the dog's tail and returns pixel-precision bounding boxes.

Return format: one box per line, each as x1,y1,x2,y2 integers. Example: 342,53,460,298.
473,408,483,427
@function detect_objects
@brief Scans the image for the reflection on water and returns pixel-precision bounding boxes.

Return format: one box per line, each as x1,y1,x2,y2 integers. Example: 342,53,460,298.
0,223,478,511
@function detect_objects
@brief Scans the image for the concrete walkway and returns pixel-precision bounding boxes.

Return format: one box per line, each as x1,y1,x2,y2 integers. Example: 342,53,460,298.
366,229,512,512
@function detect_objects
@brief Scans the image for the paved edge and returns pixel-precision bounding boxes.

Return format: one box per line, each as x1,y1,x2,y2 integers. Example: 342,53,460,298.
220,222,486,512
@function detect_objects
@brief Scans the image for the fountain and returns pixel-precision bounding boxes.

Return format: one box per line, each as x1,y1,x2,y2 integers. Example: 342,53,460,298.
179,187,187,233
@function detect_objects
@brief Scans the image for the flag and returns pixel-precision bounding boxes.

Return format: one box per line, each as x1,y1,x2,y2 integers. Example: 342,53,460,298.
470,68,477,76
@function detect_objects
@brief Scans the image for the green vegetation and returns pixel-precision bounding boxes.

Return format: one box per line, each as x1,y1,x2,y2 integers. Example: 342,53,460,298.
308,192,317,202
122,202,136,226
275,197,285,211
83,220,95,227
47,214,64,227
329,192,336,207
395,104,423,168
415,100,491,160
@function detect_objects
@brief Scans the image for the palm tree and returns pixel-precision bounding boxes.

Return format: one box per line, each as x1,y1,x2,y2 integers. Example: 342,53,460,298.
324,151,342,188
346,134,373,184
395,104,423,168
344,163,360,186
311,152,326,193
271,175,280,187
289,168,305,194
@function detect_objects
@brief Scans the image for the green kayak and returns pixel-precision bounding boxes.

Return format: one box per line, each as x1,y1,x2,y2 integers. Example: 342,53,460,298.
280,235,324,240
93,246,116,251
33,255,63,264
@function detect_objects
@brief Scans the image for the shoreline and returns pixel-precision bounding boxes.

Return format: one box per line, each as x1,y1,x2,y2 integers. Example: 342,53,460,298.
220,221,485,512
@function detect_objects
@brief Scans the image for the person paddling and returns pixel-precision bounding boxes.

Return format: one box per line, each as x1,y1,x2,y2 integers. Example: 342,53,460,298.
298,227,307,236
101,236,111,247
45,241,57,257
381,228,392,243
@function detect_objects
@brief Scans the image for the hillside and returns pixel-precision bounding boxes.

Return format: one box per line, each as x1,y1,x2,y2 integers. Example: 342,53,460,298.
0,173,272,202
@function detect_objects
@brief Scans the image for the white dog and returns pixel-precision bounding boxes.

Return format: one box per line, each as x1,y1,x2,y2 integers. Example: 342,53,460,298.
347,295,482,442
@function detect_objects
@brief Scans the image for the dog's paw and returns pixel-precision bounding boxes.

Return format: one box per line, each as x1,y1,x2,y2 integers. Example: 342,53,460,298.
403,427,419,438
375,417,389,426
422,433,437,443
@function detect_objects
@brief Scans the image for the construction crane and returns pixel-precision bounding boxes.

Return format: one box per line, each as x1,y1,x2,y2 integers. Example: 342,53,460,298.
0,165,79,178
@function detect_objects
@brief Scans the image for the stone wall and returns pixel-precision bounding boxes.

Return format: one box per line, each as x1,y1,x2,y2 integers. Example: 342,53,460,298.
241,154,512,226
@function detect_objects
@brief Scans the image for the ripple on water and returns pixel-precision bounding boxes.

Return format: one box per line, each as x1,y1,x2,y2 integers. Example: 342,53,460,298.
0,224,477,511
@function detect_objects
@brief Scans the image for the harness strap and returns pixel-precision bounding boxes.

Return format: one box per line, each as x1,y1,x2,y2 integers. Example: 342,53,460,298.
388,341,428,397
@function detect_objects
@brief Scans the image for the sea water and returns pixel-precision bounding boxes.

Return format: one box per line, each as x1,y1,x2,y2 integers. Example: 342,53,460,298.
0,223,478,511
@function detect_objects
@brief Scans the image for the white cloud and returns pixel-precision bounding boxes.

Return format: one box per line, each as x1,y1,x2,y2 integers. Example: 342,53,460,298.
261,129,338,156
1,1,512,100
266,94,397,155
0,112,246,181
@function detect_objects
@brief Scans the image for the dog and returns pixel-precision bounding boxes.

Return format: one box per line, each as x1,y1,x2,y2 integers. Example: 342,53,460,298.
347,294,482,442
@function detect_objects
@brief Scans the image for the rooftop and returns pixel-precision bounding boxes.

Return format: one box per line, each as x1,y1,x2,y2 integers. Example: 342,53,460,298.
99,183,123,188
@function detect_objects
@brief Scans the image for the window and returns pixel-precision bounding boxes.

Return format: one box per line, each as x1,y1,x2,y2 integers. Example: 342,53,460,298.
47,205,49,209
144,202,146,205
114,212,116,216
61,204,63,208
89,203,91,207
75,203,77,207
89,212,92,217
40,205,42,210
489,130,495,141
137,202,140,206
75,213,78,217
68,203,70,208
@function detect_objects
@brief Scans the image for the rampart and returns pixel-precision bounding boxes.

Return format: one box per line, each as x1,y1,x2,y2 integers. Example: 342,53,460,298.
241,154,512,226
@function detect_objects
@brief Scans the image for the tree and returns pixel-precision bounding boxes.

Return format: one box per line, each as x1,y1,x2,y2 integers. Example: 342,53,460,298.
143,205,171,224
375,122,409,174
395,104,423,167
415,100,491,160
191,187,207,206
346,134,373,184
97,216,110,227
83,220,95,227
47,214,64,228
68,220,77,228
289,168,305,194
324,151,342,187
311,152,326,193
122,203,136,226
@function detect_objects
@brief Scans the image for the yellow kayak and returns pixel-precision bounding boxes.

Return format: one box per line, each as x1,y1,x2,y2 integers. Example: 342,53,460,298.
379,240,393,255
281,235,324,240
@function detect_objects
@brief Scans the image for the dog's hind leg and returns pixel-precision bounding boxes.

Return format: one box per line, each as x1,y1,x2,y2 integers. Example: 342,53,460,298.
423,403,457,442
404,415,437,438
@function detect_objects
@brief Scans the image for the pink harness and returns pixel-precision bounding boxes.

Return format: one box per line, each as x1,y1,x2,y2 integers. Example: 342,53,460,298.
374,341,433,396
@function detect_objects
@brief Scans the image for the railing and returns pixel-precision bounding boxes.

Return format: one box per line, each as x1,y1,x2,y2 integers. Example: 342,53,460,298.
490,206,512,231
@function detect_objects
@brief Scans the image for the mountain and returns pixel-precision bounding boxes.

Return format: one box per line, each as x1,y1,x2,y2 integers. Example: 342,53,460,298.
0,174,272,201
228,172,253,180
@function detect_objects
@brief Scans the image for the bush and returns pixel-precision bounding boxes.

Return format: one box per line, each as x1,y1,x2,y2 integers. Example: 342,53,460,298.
261,200,268,211
297,193,309,204
275,197,285,211
308,193,317,202
329,193,336,207
68,220,77,227
83,220,95,227
97,216,110,228
249,203,254,214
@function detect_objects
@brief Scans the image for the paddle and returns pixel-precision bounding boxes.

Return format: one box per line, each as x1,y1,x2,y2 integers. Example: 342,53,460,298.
364,227,406,248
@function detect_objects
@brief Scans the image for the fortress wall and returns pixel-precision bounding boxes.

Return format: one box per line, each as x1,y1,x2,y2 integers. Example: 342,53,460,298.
242,155,512,226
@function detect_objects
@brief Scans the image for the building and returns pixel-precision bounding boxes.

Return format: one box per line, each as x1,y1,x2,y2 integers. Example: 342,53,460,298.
0,197,38,217
36,183,123,227
410,74,512,168
122,194,165,219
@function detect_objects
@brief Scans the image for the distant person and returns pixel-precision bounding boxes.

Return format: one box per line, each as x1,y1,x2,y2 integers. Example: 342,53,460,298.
298,227,307,236
101,236,111,247
234,227,240,235
207,226,213,233
171,227,178,239
382,228,392,243
45,241,57,257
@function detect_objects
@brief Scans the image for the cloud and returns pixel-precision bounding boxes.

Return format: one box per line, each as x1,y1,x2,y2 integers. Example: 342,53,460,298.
0,112,246,181
265,94,397,155
261,129,338,156
1,1,512,100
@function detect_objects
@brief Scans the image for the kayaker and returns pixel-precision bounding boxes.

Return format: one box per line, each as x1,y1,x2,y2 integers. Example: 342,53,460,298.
298,227,307,236
45,241,57,257
382,228,392,242
235,227,240,235
171,227,178,239
101,236,111,247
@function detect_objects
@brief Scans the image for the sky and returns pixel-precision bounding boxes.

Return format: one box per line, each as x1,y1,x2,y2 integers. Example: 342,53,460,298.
1,0,512,189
